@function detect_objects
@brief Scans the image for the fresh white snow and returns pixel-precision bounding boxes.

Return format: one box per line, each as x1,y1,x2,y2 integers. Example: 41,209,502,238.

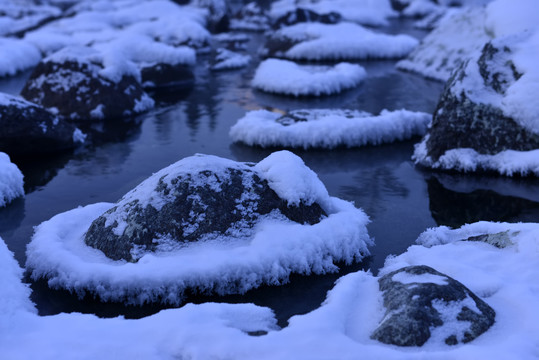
265,22,419,61
252,59,366,96
26,151,372,304
0,152,24,207
230,109,431,149
0,38,42,77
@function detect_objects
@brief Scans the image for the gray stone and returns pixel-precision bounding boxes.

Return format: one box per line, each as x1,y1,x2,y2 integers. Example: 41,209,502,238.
425,39,539,161
464,230,517,249
0,92,82,155
371,265,495,347
84,157,326,262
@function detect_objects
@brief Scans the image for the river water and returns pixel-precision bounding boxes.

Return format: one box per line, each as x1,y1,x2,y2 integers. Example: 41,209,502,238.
1,20,537,327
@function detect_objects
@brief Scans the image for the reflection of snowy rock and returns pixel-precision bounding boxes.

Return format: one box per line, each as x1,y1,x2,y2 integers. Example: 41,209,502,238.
371,265,495,346
252,59,366,96
20,47,154,122
85,152,327,262
0,93,84,155
230,108,430,149
397,8,490,81
414,33,539,176
261,22,418,61
27,151,371,303
272,8,341,29
211,48,251,71
0,152,24,207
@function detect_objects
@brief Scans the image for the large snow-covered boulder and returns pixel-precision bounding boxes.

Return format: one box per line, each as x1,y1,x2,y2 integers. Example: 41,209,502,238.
0,38,42,78
0,153,24,207
27,151,371,303
20,46,154,122
0,92,85,154
261,22,418,61
414,33,539,176
252,59,366,96
371,265,495,346
230,109,431,149
84,153,327,262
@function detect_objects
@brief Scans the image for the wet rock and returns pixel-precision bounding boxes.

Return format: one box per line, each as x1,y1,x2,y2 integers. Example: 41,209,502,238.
84,155,326,262
20,46,154,122
423,37,539,161
141,63,194,90
0,92,84,155
272,8,341,29
371,265,495,347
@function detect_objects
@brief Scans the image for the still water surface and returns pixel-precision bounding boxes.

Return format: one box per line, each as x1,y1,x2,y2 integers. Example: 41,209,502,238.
1,23,537,328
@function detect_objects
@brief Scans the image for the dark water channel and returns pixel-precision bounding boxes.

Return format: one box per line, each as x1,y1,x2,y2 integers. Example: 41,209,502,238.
1,19,538,328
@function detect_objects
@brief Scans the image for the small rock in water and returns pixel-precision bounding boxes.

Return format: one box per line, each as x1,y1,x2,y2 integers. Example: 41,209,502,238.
371,265,495,347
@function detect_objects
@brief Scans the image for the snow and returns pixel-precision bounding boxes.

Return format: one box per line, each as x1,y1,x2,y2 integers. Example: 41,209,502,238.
0,0,61,36
211,48,251,71
230,109,431,149
396,7,491,81
413,136,539,176
252,59,366,96
26,151,371,304
0,152,24,207
0,38,42,78
265,22,419,61
270,0,397,27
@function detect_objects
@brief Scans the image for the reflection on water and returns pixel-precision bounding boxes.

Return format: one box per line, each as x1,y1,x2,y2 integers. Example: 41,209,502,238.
0,17,537,327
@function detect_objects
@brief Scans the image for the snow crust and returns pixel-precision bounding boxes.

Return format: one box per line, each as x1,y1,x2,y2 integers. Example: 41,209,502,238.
252,59,366,96
268,22,418,61
26,152,371,304
270,0,397,27
230,109,431,149
0,152,24,207
413,135,539,176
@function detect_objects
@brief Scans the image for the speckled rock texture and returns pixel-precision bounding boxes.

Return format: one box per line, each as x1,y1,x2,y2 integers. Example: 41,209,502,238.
84,159,326,262
371,265,495,347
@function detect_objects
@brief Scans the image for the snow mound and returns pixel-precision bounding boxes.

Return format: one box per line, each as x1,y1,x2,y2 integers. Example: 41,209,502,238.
26,151,371,304
252,59,366,96
0,153,24,207
263,22,418,61
270,0,397,27
397,7,490,81
230,109,431,149
0,38,42,78
211,48,251,71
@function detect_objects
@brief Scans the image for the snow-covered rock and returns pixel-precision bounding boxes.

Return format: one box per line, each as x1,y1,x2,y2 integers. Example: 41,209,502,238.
0,0,61,37
270,0,397,27
261,22,418,61
230,109,431,149
252,59,366,96
230,2,270,32
372,265,495,346
0,92,85,154
272,7,341,29
413,33,539,176
0,38,42,78
397,7,491,81
26,151,371,304
20,46,155,122
0,153,24,207
211,48,251,71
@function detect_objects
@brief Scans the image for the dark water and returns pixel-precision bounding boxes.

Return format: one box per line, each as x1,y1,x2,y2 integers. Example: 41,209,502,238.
0,19,537,328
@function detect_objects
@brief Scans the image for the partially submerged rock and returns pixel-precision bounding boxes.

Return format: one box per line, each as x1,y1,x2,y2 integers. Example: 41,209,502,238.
413,33,539,175
371,265,495,346
141,63,195,90
84,153,326,262
272,8,341,29
0,92,84,155
211,48,251,71
20,46,155,122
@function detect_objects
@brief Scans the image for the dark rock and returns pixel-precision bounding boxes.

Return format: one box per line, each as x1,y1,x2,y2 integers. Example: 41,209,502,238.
425,39,539,161
371,265,495,346
141,63,194,90
194,0,230,33
0,92,84,155
20,47,154,122
84,155,326,262
272,8,341,29
260,35,302,59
